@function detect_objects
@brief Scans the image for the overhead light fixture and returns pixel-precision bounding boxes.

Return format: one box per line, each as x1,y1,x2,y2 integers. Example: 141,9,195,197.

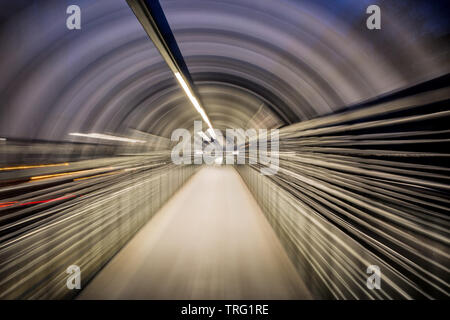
206,128,217,140
174,72,216,140
197,131,211,142
0,138,6,141
69,133,146,143
126,1,216,142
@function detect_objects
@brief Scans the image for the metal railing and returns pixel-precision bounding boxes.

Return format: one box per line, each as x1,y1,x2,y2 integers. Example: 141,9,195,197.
0,155,197,299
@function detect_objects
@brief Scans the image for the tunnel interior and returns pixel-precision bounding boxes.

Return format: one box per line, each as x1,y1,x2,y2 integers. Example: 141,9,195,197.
0,0,449,300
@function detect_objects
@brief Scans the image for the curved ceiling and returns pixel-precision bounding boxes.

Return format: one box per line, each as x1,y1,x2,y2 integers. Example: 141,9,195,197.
0,0,448,142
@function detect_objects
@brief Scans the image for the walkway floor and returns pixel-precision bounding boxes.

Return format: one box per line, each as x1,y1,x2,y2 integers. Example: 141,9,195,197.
79,166,311,299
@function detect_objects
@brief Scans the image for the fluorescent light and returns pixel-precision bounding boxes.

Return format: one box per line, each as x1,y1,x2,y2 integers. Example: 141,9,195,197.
69,133,146,143
174,72,216,139
197,131,211,142
206,128,217,140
